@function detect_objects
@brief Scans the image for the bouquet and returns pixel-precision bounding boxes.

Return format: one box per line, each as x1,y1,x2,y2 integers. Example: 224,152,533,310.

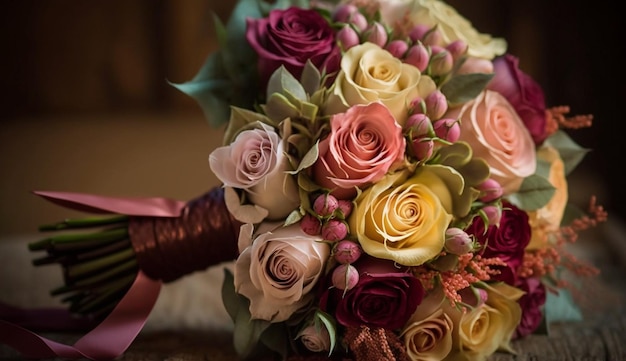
0,0,608,360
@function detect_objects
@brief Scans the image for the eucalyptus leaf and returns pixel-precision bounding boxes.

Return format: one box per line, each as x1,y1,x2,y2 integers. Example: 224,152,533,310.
294,141,320,173
267,66,307,101
315,310,337,355
264,93,300,122
561,203,587,226
543,130,590,175
301,60,322,95
506,175,555,211
441,73,494,106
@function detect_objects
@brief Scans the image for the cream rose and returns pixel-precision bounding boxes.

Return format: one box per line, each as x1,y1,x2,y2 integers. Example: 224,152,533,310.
348,165,464,266
446,90,536,195
372,0,506,59
234,223,331,322
296,324,331,353
209,122,299,220
527,145,568,250
401,286,454,361
444,283,523,361
324,42,436,126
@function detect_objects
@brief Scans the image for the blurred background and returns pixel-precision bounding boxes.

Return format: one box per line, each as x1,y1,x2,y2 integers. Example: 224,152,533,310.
0,0,623,238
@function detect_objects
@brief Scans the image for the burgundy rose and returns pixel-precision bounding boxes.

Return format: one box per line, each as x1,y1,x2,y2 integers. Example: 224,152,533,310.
319,256,423,330
487,54,549,145
246,7,340,91
513,277,547,339
466,202,531,284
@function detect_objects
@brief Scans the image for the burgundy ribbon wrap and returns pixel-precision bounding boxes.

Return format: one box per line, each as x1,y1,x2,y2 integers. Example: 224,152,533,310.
0,186,242,360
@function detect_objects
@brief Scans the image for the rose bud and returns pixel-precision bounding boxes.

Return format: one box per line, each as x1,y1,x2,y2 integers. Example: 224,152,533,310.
337,199,353,218
337,25,360,51
405,113,433,137
301,213,322,235
411,137,434,161
444,227,474,255
421,27,443,47
385,39,409,58
429,46,453,76
404,43,429,72
424,90,448,120
408,24,430,43
297,324,331,353
364,22,388,48
313,193,339,217
477,178,503,202
433,118,460,143
457,56,494,75
332,263,359,290
334,240,362,264
332,4,358,23
446,39,468,61
481,205,502,227
322,219,348,241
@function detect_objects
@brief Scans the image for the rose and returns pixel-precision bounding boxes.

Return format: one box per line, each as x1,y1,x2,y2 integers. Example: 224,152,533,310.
527,145,568,250
348,165,464,266
444,282,524,360
514,277,547,339
466,202,531,285
401,286,453,361
445,90,536,195
324,42,436,126
209,123,299,220
487,54,549,145
313,102,406,199
234,223,330,322
373,0,507,59
320,256,424,330
296,324,331,353
246,6,340,90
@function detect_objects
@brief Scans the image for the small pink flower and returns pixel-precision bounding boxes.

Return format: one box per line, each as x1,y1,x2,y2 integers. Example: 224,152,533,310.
322,219,348,241
411,137,434,161
337,25,360,51
404,43,429,72
385,40,409,58
429,46,453,76
332,264,359,290
446,39,468,60
405,113,433,137
364,22,388,47
313,193,339,217
477,178,504,202
482,205,503,227
334,240,362,264
433,118,460,143
424,90,448,120
337,200,353,218
301,213,322,235
444,227,473,255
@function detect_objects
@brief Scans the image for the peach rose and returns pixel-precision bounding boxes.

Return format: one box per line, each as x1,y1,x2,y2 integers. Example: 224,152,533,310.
446,90,536,195
313,102,406,199
324,42,436,126
234,223,331,322
348,165,464,266
527,145,568,250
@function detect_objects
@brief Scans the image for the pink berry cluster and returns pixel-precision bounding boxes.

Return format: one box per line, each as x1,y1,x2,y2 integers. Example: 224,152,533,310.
300,193,363,291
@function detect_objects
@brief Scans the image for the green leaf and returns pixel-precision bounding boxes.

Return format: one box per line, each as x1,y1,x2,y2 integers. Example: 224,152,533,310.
293,141,320,173
267,66,307,101
264,93,300,122
301,60,322,96
544,288,583,331
543,130,590,175
506,174,556,211
441,73,494,106
259,323,289,360
561,203,587,226
315,310,337,355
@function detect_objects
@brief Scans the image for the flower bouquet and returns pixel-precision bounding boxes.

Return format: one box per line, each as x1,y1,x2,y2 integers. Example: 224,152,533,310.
0,0,607,360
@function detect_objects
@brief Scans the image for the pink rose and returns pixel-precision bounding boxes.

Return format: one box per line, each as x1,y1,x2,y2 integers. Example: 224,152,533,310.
209,123,299,220
319,256,424,330
488,54,549,145
513,276,547,339
466,202,531,285
246,7,340,91
234,223,331,322
446,90,536,195
313,102,405,199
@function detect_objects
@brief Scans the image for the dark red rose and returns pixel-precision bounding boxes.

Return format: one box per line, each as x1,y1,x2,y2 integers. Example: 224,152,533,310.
245,7,340,91
466,202,531,284
513,276,547,339
487,54,549,145
319,256,423,330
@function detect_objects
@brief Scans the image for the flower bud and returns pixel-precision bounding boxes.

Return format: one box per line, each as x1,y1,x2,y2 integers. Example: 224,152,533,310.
429,46,453,76
408,24,430,43
364,22,388,48
481,205,502,227
334,240,362,264
385,40,409,58
411,137,434,161
445,39,468,61
477,178,503,202
322,219,348,241
422,27,443,47
313,193,339,217
332,263,359,290
424,90,448,120
332,4,357,23
433,118,460,143
405,113,433,137
337,199,353,218
444,227,474,255
297,324,331,353
300,213,322,235
404,43,429,72
457,57,494,75
337,25,360,51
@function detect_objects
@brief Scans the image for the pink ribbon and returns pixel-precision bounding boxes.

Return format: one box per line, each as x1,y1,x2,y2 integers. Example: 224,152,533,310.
0,191,183,359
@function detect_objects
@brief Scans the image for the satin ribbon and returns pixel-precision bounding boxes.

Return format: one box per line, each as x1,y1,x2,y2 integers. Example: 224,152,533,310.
0,191,183,360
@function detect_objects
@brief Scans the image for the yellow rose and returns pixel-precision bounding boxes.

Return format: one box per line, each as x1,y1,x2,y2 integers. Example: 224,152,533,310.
526,145,568,250
324,42,436,126
444,282,523,361
374,0,506,59
348,165,463,266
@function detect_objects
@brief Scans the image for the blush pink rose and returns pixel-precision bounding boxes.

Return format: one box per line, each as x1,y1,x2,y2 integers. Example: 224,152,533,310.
313,102,405,199
446,90,536,195
246,7,340,91
488,54,549,145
